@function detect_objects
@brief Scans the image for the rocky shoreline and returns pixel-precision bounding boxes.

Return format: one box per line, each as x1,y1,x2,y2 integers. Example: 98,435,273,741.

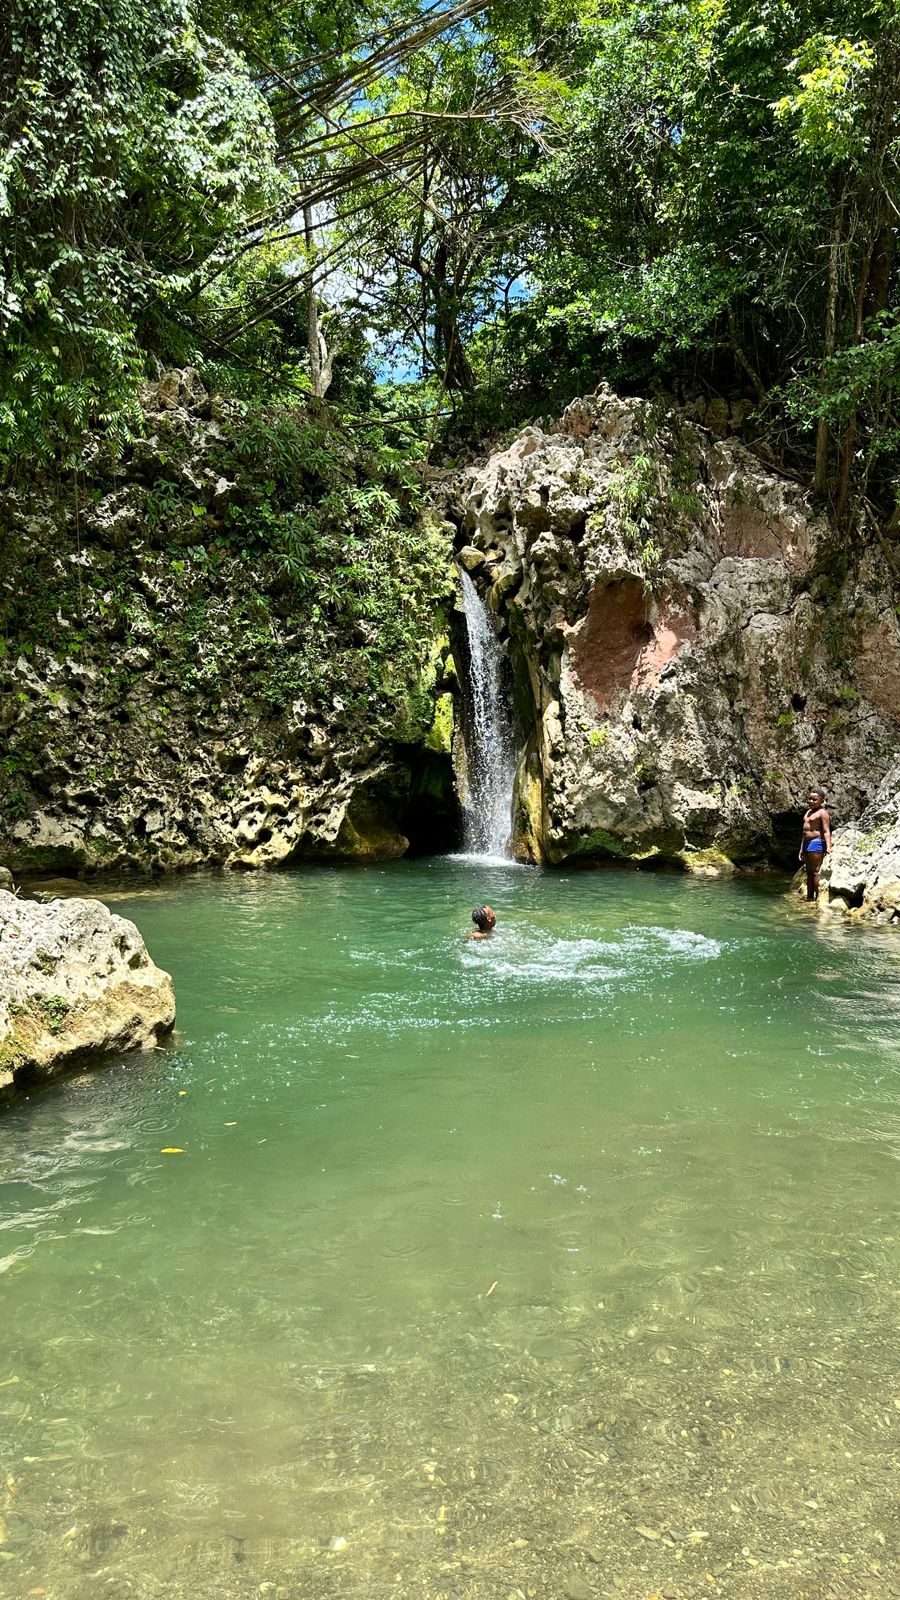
817,762,900,922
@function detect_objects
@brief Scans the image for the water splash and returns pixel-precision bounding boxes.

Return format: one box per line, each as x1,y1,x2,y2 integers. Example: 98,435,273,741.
458,568,517,857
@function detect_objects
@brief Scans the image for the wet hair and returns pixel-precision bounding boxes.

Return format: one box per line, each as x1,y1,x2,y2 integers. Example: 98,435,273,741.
472,906,491,931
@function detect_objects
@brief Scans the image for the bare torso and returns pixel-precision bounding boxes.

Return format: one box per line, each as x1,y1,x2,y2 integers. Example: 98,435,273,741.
799,801,831,901
802,805,830,845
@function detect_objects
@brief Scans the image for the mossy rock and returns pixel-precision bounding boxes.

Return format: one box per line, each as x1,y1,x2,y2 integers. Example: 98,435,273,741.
677,847,736,878
334,790,408,861
568,826,627,859
513,753,544,863
424,693,454,756
457,545,485,573
5,843,87,874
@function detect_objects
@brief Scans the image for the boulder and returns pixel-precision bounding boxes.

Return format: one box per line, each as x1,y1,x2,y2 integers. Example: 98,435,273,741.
819,764,900,921
457,544,486,572
0,894,175,1096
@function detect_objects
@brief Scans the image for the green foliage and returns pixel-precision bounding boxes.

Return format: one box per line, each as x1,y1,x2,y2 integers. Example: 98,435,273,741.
207,405,451,722
1,0,279,465
0,387,455,851
36,994,70,1032
571,824,626,858
456,0,899,520
1,0,898,531
590,437,704,590
606,452,665,590
774,34,875,160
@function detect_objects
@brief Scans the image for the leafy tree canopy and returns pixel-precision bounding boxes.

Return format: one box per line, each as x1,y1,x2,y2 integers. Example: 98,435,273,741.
1,0,898,526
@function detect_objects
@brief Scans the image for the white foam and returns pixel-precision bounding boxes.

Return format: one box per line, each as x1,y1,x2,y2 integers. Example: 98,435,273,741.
634,925,722,959
460,925,721,987
445,852,528,869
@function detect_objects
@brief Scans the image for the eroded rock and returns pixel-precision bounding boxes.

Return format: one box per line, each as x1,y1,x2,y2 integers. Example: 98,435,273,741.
0,894,175,1096
819,764,900,921
453,387,900,867
0,377,458,873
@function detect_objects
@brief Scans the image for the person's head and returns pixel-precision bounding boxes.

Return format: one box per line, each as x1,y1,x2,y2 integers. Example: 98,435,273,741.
808,787,826,807
472,905,496,932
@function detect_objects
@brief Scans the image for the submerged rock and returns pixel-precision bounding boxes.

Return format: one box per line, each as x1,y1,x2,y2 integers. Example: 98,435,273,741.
452,387,900,867
0,892,175,1096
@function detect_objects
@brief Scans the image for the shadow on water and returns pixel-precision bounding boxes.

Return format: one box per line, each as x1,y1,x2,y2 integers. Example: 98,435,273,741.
1,859,898,1597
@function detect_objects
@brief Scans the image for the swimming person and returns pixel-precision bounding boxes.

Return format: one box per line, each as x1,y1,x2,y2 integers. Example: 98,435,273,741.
799,788,832,902
468,906,496,939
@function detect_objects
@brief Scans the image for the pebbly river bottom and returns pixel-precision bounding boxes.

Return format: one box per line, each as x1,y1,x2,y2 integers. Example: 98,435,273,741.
0,859,898,1600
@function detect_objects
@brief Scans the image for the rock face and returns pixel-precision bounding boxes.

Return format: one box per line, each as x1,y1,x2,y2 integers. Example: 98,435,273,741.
0,371,457,874
0,891,175,1095
451,388,900,868
4,374,897,880
818,765,900,920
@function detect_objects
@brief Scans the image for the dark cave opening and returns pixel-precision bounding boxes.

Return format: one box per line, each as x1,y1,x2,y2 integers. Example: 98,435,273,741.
394,748,463,857
769,809,805,869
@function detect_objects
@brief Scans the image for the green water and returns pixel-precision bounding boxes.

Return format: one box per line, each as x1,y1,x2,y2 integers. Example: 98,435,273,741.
1,860,899,1600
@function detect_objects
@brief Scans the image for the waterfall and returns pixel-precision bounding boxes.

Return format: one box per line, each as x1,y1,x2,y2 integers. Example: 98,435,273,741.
458,568,517,858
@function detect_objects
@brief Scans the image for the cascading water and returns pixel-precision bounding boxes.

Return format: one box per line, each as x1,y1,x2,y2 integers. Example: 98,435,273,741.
458,567,517,858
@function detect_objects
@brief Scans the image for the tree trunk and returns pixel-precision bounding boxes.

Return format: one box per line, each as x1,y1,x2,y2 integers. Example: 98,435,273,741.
726,306,765,401
814,196,844,496
435,303,474,389
431,239,474,391
304,205,332,399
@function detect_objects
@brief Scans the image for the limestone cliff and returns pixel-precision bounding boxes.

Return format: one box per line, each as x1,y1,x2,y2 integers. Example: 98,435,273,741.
4,378,898,884
450,388,900,870
0,372,457,874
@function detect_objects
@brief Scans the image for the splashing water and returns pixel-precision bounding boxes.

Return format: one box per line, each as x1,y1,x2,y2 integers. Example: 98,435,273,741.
458,567,517,857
